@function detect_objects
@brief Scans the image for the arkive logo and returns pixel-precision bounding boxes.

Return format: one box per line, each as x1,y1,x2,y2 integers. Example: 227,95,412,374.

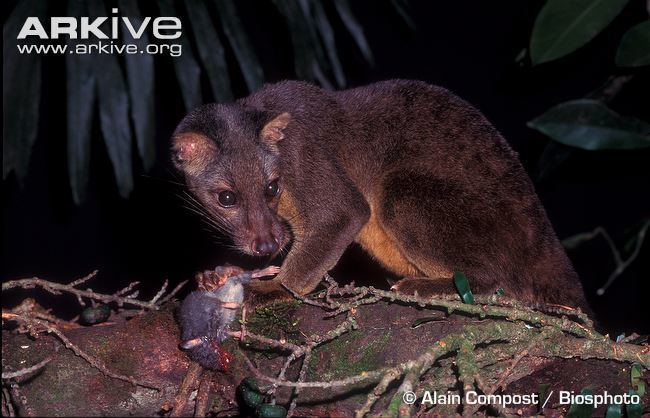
17,8,182,40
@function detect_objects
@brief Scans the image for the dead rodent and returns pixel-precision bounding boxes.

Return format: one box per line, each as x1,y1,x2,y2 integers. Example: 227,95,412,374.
177,265,279,370
171,79,589,311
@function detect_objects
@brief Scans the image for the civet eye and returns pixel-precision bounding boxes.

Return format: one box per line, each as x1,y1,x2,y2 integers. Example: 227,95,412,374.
265,180,279,197
217,190,237,207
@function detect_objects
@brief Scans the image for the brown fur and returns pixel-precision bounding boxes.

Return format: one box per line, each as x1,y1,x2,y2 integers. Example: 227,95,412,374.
172,80,589,310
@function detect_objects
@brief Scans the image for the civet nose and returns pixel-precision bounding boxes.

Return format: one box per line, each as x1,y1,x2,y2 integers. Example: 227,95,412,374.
252,238,279,256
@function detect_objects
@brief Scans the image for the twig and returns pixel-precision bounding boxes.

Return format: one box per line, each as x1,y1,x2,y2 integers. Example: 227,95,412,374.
598,221,648,295
356,368,402,418
7,381,35,417
149,279,168,304
317,285,597,339
587,74,634,103
2,386,15,417
170,362,203,417
287,350,311,417
3,313,160,390
158,280,189,305
2,273,165,310
490,327,556,394
67,270,99,287
1,358,51,380
194,370,215,417
115,281,140,297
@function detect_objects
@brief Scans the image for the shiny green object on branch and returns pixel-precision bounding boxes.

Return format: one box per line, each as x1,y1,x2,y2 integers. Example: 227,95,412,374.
453,271,474,305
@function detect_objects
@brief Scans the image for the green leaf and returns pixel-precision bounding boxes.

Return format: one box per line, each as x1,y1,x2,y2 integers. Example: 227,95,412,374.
310,1,346,88
273,0,332,88
626,390,642,418
214,0,264,92
118,0,155,171
630,363,646,396
66,0,97,204
89,0,133,198
389,0,416,30
530,0,629,65
528,99,650,150
605,403,622,418
566,388,594,418
237,377,264,408
334,0,374,65
616,20,650,67
411,317,443,329
495,288,505,296
183,0,233,102
2,0,46,183
255,403,287,418
453,272,475,305
158,0,202,110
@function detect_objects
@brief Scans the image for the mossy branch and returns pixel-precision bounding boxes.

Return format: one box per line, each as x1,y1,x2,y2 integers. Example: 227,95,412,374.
245,279,648,417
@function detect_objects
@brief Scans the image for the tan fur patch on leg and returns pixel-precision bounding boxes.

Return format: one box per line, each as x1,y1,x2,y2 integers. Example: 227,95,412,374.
356,207,421,276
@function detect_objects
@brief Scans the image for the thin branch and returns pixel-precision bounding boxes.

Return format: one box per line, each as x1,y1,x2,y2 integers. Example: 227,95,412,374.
1,358,51,380
170,362,203,418
2,272,184,310
3,312,160,390
287,350,311,417
597,221,649,295
7,381,35,417
489,327,556,394
2,386,15,417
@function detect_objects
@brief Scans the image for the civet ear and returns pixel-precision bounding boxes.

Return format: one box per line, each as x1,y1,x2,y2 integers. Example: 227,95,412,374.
260,112,291,146
172,133,217,175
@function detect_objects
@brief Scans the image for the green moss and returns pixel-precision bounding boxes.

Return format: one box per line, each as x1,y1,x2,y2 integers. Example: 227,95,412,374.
245,300,303,342
310,330,393,381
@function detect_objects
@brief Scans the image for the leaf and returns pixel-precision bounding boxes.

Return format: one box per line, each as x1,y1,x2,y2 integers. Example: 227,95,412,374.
566,388,594,418
310,1,346,88
626,390,642,418
158,0,202,110
389,0,416,30
334,0,374,65
89,0,133,198
530,0,629,65
214,0,264,92
527,99,650,150
183,0,233,102
630,363,646,396
2,0,46,183
255,403,287,418
66,0,97,204
605,403,622,418
495,288,505,296
616,20,650,67
535,140,574,184
273,0,332,88
118,0,155,171
237,377,263,407
453,272,475,305
411,317,444,329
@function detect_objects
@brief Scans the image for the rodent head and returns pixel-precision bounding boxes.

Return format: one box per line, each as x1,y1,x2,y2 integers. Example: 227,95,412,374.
172,103,291,257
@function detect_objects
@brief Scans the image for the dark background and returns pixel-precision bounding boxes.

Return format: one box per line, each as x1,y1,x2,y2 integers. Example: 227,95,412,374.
2,1,649,332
